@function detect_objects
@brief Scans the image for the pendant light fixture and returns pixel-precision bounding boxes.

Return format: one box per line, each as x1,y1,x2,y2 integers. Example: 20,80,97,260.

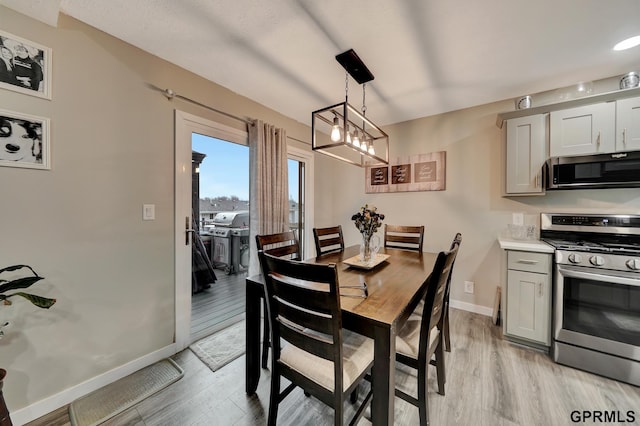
312,49,389,167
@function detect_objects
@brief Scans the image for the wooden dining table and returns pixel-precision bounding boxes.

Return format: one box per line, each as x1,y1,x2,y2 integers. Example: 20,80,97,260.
245,245,438,426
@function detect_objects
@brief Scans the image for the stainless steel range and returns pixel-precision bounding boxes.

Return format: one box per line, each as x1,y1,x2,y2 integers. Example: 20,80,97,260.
540,213,640,386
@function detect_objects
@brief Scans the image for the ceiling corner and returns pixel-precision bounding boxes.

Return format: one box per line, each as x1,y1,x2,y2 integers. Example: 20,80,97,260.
1,0,62,27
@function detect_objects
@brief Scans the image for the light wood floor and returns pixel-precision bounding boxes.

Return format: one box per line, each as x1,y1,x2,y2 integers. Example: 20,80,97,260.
26,308,640,425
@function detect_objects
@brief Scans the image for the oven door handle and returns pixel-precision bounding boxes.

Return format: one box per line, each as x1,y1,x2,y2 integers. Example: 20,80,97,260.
558,266,640,287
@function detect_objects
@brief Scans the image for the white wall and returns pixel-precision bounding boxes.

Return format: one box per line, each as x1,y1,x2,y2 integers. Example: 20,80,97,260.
0,8,310,422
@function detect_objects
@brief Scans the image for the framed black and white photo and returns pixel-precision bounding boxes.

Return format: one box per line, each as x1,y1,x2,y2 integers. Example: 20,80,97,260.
0,109,50,170
0,29,52,100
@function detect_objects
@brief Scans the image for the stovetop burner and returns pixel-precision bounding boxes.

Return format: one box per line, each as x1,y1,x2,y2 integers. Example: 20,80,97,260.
540,213,640,259
541,239,607,252
542,238,640,256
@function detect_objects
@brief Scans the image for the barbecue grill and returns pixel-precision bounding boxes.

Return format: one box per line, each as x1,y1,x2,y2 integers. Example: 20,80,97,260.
210,211,249,274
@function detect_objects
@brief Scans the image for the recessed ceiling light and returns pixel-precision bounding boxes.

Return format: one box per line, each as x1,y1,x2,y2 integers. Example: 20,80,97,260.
614,35,640,51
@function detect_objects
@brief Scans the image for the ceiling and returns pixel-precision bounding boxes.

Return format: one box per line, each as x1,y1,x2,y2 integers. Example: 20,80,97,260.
4,0,640,127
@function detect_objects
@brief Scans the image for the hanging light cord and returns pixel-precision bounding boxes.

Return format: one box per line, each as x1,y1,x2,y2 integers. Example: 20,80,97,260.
345,71,350,103
362,83,367,117
361,83,367,138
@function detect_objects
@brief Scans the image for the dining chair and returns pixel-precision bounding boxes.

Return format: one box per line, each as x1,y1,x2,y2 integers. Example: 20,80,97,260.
256,231,301,368
258,250,374,426
443,233,462,352
411,233,463,352
394,241,459,426
255,231,301,260
384,224,425,252
313,225,345,256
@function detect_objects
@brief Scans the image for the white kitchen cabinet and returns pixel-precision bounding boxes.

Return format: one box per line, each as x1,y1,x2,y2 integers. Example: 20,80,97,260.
616,97,640,151
505,115,546,194
505,250,552,347
549,102,616,157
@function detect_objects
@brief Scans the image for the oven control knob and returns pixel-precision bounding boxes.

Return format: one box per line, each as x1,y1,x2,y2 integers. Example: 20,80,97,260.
568,253,582,264
589,255,605,266
626,259,640,270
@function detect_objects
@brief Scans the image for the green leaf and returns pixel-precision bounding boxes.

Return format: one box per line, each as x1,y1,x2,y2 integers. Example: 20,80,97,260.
0,265,39,276
0,276,44,294
8,292,56,309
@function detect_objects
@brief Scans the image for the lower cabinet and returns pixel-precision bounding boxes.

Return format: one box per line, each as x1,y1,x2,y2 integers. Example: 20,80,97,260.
504,250,552,347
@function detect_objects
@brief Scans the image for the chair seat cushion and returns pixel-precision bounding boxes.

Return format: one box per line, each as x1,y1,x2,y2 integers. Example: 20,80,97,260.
280,330,374,392
395,313,440,359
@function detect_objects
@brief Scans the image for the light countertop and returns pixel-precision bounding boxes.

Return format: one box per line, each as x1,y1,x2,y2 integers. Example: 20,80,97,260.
498,237,555,254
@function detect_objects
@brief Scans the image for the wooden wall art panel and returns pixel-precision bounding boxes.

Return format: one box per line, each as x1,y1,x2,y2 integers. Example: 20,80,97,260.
365,151,446,193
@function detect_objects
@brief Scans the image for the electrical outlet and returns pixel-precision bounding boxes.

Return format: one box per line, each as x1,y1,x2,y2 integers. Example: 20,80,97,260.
464,280,475,294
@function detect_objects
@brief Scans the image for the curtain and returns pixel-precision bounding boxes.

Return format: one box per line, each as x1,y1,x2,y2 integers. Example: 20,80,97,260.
248,120,290,276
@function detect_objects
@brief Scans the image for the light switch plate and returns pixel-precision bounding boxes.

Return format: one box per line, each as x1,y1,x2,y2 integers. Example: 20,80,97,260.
143,204,155,220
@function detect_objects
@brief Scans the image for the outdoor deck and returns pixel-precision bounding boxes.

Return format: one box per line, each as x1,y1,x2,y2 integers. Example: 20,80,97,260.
190,269,247,343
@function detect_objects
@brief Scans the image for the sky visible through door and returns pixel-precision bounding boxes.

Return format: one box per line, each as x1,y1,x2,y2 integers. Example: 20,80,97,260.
192,133,299,202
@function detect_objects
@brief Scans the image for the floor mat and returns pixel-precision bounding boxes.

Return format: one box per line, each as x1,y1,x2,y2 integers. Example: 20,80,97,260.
68,358,183,426
189,320,245,372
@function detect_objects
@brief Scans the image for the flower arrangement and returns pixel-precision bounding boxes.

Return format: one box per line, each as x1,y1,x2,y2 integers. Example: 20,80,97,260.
352,205,385,262
351,204,385,239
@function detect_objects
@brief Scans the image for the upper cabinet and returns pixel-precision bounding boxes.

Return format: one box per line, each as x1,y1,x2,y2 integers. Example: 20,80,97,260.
499,88,640,197
505,115,546,194
549,102,615,157
616,97,640,151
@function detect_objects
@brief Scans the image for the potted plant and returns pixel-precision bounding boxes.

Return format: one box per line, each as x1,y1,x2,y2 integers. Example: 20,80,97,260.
1,264,56,426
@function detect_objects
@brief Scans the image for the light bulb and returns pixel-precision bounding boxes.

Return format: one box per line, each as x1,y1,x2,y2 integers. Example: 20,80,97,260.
353,129,360,148
330,116,341,142
346,125,352,144
360,140,368,152
368,145,375,155
614,35,640,51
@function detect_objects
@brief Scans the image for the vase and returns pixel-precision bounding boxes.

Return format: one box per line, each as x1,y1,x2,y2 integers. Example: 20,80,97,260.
0,369,12,426
359,234,380,262
360,234,372,262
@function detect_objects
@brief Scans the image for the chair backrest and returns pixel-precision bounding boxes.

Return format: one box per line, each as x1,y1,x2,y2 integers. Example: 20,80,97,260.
449,232,462,251
445,233,462,300
258,250,344,390
256,231,300,260
418,244,459,356
313,225,345,256
384,224,425,252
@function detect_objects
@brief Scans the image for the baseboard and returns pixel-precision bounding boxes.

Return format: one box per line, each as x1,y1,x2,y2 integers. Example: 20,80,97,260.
10,343,177,425
449,299,493,317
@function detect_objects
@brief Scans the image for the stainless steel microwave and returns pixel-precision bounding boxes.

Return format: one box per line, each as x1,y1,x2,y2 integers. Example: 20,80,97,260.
546,151,640,190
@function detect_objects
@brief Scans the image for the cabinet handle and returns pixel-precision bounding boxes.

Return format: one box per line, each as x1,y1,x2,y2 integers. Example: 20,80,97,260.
538,282,543,297
596,131,601,147
623,128,627,146
535,173,540,188
518,259,539,264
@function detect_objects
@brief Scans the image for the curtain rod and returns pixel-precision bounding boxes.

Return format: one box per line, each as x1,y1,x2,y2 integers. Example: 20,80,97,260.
161,88,252,125
157,86,310,145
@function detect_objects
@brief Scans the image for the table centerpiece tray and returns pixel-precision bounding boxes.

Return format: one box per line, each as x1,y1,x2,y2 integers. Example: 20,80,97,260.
342,253,390,270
